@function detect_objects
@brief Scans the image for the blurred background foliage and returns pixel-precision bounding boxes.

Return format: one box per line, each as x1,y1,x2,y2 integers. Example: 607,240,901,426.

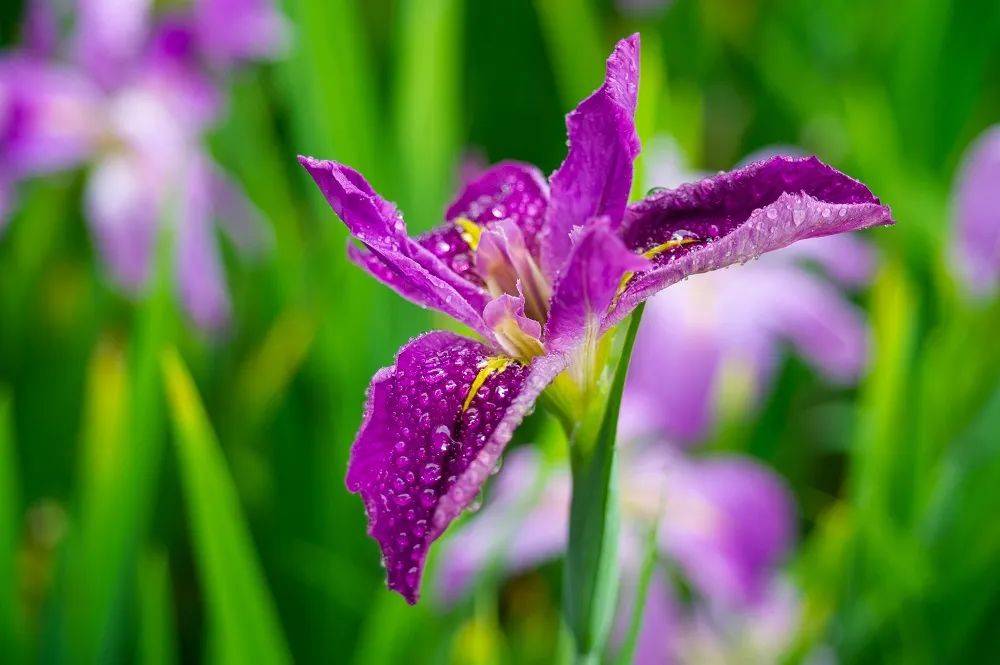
1,0,999,663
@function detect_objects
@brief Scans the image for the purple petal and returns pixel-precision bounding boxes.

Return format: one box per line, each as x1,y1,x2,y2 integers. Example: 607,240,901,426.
609,156,893,329
0,57,100,178
193,0,290,65
22,0,59,58
346,332,566,603
206,161,271,259
85,153,158,291
951,124,1000,295
417,162,550,287
176,155,232,331
541,34,641,277
545,217,649,352
658,454,795,608
74,0,152,87
622,301,723,444
299,156,492,336
435,447,569,603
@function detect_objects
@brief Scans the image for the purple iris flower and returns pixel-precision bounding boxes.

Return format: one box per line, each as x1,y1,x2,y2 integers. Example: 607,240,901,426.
300,34,893,604
950,124,1000,296
0,1,273,330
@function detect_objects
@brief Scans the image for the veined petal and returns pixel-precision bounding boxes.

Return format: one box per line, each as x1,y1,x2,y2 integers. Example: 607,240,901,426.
346,332,566,603
300,156,492,336
545,217,649,353
951,124,1000,295
608,156,893,329
541,34,641,277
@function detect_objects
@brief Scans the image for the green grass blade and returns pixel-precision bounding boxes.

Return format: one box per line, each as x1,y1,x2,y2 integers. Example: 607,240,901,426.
613,522,659,665
162,347,291,665
393,0,462,232
0,389,24,663
533,0,605,108
137,550,177,665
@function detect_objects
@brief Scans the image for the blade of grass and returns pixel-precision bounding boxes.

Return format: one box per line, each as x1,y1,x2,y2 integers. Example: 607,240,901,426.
162,346,291,665
613,521,659,665
393,0,462,232
137,549,177,665
533,0,605,109
63,228,174,664
0,388,24,662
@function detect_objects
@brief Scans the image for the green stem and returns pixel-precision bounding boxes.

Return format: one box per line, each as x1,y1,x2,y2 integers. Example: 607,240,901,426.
563,305,645,664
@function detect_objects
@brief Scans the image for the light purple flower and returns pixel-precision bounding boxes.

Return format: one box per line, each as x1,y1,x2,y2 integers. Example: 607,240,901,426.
950,124,1000,296
300,34,892,604
0,3,268,330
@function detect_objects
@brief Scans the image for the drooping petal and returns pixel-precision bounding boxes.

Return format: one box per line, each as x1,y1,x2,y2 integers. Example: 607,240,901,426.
346,332,566,603
435,447,569,603
608,156,893,328
193,0,290,66
175,155,232,331
0,57,101,178
950,124,1000,295
85,152,159,291
545,217,649,352
657,454,796,608
300,156,492,336
541,34,641,277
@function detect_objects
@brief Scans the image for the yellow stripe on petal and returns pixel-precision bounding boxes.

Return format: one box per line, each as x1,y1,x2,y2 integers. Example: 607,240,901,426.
455,217,483,251
462,356,515,412
614,236,700,300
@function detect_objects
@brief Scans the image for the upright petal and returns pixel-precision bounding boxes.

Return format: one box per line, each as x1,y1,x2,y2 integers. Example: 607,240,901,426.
950,125,1000,295
545,218,649,352
74,0,153,87
608,156,893,328
300,156,492,336
346,332,566,603
541,34,641,277
416,162,549,287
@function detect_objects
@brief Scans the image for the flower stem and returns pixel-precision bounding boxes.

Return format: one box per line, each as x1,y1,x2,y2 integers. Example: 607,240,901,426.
563,305,645,664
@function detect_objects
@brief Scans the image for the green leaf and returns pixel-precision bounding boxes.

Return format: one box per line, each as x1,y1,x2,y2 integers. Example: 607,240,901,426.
162,347,291,665
563,304,645,664
137,550,177,665
613,522,659,665
63,228,173,663
0,388,24,662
